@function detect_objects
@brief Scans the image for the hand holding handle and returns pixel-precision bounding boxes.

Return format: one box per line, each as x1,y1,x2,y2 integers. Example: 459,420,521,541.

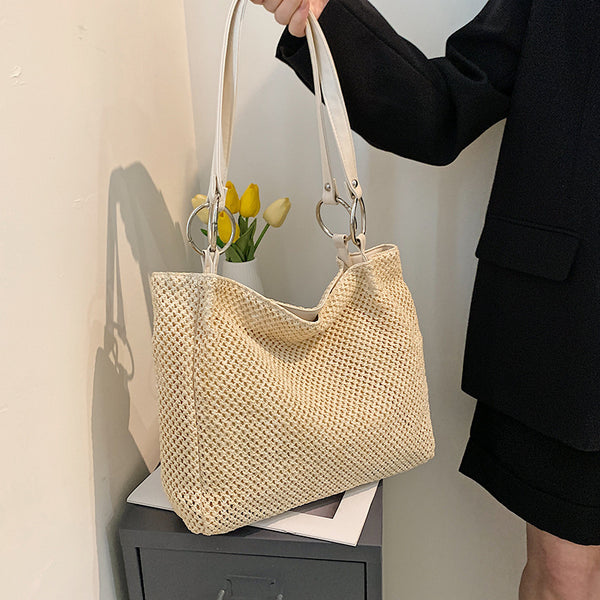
250,0,329,37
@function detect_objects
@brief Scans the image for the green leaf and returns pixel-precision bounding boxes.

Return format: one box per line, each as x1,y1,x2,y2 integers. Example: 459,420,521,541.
238,215,247,235
246,220,259,260
234,223,256,260
225,243,245,262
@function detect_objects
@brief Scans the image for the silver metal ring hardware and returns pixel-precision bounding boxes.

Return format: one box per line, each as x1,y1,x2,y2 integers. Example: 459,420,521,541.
316,192,366,249
343,179,366,248
349,195,366,247
186,199,237,256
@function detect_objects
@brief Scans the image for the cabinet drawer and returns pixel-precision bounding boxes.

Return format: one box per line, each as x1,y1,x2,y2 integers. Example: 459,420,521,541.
140,548,365,600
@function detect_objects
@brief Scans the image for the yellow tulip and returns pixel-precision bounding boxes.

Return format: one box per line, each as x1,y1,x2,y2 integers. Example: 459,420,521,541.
218,211,240,243
240,183,260,218
263,197,291,227
191,194,209,224
225,181,240,213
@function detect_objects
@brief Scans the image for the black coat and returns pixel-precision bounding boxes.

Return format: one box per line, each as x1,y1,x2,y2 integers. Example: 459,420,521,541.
275,0,600,451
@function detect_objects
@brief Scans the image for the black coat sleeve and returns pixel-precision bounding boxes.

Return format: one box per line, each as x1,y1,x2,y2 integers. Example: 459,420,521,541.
275,0,533,166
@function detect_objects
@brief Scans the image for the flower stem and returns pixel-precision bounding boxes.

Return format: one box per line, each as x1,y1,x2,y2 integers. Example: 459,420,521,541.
254,223,270,251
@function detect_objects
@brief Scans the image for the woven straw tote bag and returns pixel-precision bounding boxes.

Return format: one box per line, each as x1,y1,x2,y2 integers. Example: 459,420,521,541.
151,0,435,536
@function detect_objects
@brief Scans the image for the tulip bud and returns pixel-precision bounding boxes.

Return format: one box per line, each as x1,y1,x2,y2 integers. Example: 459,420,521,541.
225,181,240,214
218,211,240,243
191,194,209,224
240,183,260,218
263,197,291,227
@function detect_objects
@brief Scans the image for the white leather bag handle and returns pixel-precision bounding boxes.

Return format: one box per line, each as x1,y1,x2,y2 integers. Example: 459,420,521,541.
304,10,364,205
207,0,364,212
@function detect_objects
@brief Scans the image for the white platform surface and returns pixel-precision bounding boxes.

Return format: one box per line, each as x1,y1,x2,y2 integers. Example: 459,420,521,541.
127,467,379,546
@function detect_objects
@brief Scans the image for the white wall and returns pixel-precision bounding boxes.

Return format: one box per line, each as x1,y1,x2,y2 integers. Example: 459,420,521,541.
0,1,196,598
183,1,526,599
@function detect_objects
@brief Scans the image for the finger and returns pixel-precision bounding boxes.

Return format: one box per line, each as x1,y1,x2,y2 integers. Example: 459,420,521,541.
261,0,284,13
287,0,310,37
249,0,265,5
273,0,303,26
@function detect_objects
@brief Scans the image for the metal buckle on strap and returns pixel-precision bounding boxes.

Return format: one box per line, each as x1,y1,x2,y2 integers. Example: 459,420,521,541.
186,196,236,256
316,189,366,251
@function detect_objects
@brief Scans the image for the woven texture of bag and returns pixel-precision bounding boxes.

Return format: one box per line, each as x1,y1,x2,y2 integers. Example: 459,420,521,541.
151,242,434,535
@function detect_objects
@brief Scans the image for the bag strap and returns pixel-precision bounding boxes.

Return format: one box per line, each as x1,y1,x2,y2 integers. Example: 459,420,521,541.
207,1,364,212
305,10,364,206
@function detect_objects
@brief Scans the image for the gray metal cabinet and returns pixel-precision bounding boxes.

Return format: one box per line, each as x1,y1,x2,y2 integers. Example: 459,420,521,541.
119,480,382,600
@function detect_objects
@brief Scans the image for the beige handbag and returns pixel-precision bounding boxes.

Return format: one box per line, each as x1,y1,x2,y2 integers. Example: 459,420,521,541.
151,0,435,536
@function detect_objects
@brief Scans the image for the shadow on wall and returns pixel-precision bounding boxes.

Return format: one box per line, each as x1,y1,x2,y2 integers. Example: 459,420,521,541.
92,163,192,599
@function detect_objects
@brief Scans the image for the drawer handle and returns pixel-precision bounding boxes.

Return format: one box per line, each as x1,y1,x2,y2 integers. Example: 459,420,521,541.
215,590,284,600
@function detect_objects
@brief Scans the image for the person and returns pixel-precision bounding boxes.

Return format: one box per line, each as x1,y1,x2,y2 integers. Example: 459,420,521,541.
251,0,600,597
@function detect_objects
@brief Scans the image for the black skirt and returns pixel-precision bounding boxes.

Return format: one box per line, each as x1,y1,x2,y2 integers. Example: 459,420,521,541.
459,401,600,546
